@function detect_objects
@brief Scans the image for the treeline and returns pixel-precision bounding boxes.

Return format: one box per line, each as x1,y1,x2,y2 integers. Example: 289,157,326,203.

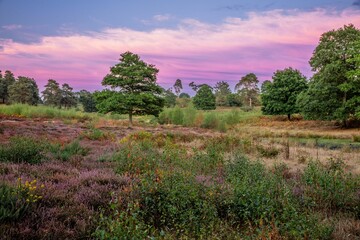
1,24,359,127
164,73,261,110
0,72,97,112
164,24,360,126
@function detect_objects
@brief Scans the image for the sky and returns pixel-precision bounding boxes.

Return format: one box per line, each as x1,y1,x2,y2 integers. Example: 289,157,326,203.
0,0,360,94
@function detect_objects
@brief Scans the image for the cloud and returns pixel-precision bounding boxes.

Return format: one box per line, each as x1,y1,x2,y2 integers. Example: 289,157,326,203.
218,4,243,11
2,24,22,30
1,9,360,92
153,14,172,22
141,14,173,25
353,0,360,6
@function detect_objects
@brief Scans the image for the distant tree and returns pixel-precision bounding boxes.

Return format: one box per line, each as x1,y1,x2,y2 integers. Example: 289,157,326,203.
179,92,190,98
78,90,97,112
163,88,177,107
214,81,231,106
94,51,164,126
42,79,62,107
193,84,216,110
173,79,183,97
60,83,77,109
8,76,40,105
0,70,15,103
226,93,242,107
297,24,360,126
260,80,272,93
235,73,260,107
261,68,307,120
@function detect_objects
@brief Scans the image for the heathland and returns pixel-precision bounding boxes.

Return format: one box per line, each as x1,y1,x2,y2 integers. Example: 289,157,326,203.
0,104,359,239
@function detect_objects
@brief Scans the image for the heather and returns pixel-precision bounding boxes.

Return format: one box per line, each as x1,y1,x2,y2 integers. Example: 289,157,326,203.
0,111,359,239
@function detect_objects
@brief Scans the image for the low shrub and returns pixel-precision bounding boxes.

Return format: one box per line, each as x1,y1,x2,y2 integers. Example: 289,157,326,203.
49,140,89,161
81,128,113,141
256,144,279,158
0,136,46,164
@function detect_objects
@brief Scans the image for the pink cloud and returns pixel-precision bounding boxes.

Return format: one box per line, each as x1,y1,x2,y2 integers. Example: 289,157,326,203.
1,8,359,93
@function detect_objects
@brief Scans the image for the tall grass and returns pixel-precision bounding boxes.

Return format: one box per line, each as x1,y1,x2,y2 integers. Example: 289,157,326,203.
0,104,94,120
158,105,261,131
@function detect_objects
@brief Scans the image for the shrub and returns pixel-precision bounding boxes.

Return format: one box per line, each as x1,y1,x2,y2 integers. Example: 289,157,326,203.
256,144,279,158
0,179,44,222
49,140,89,161
0,136,46,164
81,128,113,141
353,135,360,143
301,160,359,213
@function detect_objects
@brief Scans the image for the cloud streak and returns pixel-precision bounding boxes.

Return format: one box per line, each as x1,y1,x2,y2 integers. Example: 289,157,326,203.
1,9,359,92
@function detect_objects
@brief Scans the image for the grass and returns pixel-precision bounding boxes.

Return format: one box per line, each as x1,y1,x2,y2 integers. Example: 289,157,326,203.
0,104,359,239
159,105,262,131
94,133,360,239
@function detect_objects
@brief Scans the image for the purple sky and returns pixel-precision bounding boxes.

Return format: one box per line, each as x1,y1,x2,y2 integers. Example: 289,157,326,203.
0,1,360,94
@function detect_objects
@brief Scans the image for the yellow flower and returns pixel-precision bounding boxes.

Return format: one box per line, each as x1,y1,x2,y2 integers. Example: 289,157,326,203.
26,199,29,202
40,184,45,188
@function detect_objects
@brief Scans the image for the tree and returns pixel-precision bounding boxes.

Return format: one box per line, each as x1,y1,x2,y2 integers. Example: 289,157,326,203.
173,79,183,97
163,88,177,107
261,68,307,120
0,70,15,103
193,84,216,110
297,24,360,126
78,90,97,112
235,73,260,107
179,93,190,98
42,79,62,107
8,76,40,105
94,51,164,126
226,93,242,107
214,81,231,106
60,83,77,109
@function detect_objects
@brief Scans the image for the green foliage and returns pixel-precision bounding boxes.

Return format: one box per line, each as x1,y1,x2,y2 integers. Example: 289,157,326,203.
0,104,94,120
81,128,112,141
0,184,28,222
302,159,359,213
0,137,46,164
261,67,307,120
0,70,15,104
256,145,279,158
163,88,177,107
298,24,360,125
226,93,242,107
8,76,40,105
235,73,260,107
94,51,165,125
60,83,77,109
193,84,216,110
78,90,97,112
179,92,190,98
214,81,231,107
173,79,183,97
49,140,89,161
42,79,62,107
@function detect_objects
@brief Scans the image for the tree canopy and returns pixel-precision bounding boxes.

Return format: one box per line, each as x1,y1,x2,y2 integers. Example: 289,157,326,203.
193,84,216,110
261,68,307,120
173,79,183,97
214,81,231,106
297,24,360,126
235,73,260,107
94,51,164,125
8,76,40,105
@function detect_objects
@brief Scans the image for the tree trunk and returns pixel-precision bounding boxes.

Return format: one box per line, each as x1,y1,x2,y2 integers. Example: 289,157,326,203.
129,112,133,127
249,97,252,108
287,114,291,121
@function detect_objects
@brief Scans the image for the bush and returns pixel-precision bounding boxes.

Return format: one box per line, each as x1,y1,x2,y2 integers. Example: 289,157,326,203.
301,159,359,213
0,137,46,164
49,140,89,161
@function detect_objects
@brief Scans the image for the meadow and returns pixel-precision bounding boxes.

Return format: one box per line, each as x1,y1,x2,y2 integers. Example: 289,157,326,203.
0,104,359,239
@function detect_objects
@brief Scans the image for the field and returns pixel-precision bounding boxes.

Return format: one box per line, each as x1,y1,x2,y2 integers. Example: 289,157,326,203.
0,104,359,239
